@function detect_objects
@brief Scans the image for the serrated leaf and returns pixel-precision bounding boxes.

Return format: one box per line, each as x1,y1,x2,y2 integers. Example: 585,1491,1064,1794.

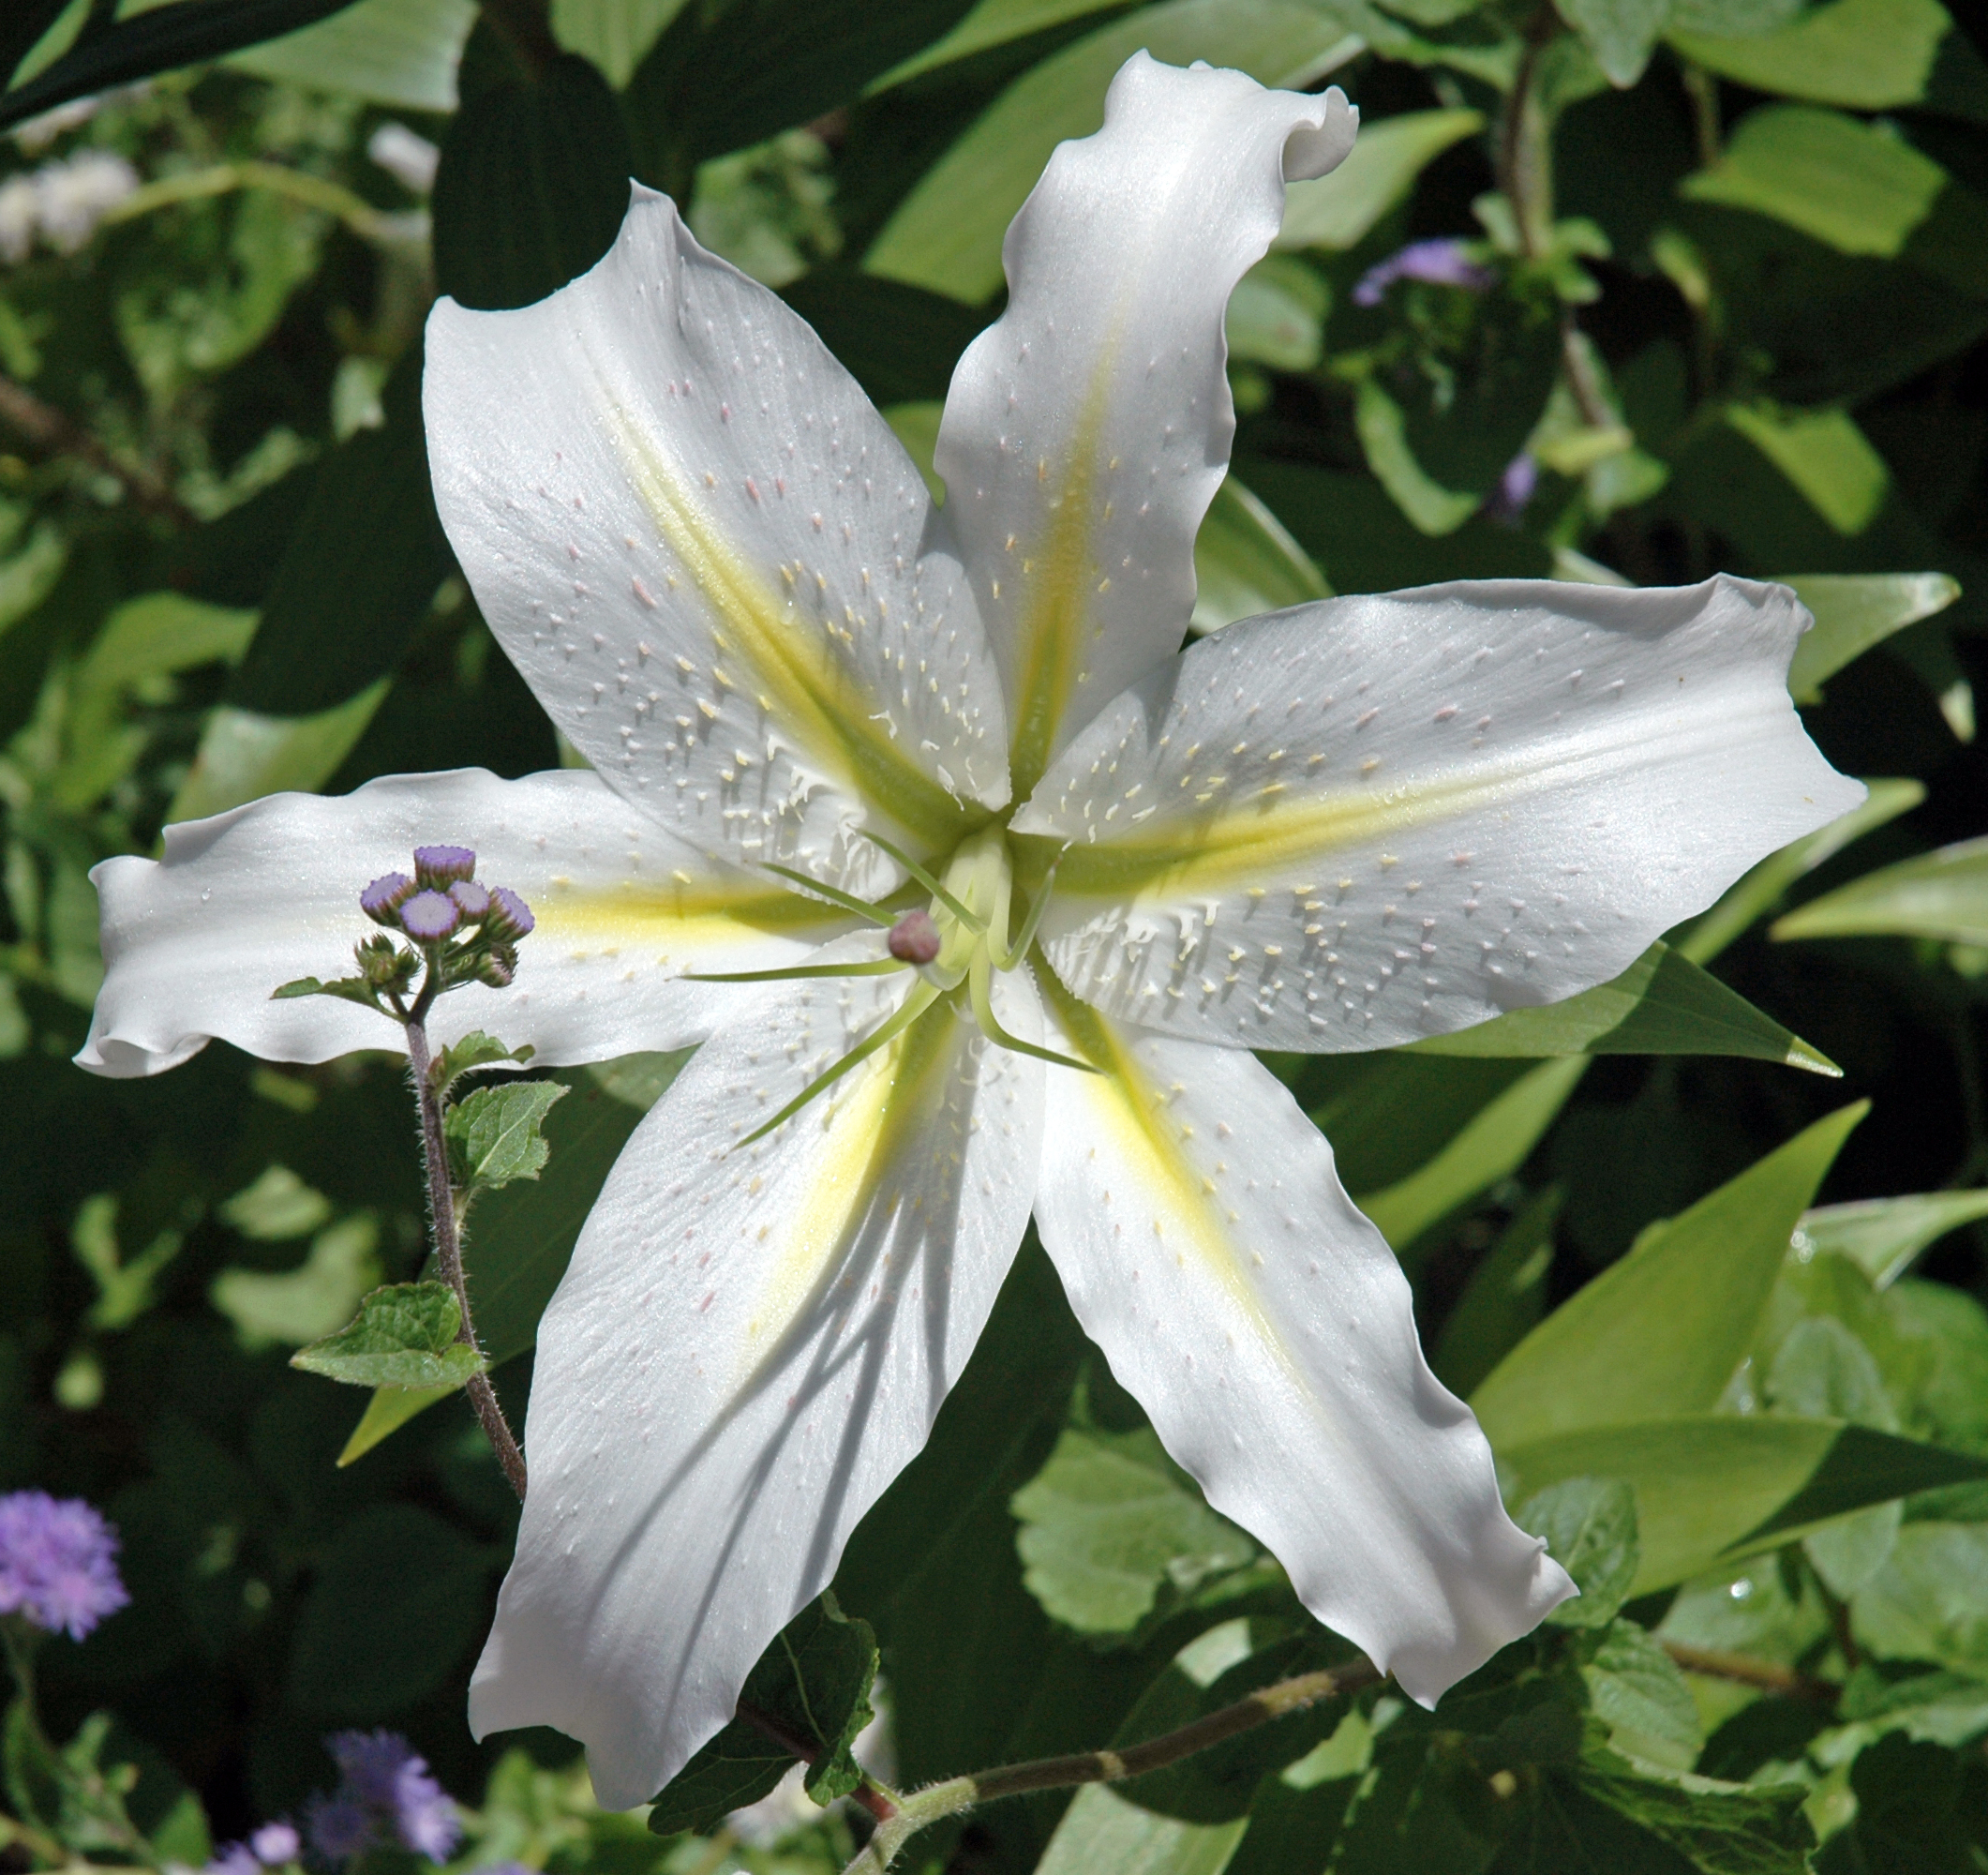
271,974,378,1007
445,1081,567,1190
1785,572,1960,699
1517,1478,1639,1628
428,1030,533,1102
1570,1745,1814,1873
1408,940,1837,1074
646,1597,878,1831
1473,1103,1865,1448
1011,1427,1260,1639
1583,1621,1703,1757
1773,834,1988,947
291,1281,483,1389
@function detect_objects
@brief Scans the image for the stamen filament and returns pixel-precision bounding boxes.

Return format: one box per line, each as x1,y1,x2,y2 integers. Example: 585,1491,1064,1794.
761,862,896,927
739,982,942,1145
968,954,1101,1076
685,960,909,982
860,831,985,933
991,862,1059,971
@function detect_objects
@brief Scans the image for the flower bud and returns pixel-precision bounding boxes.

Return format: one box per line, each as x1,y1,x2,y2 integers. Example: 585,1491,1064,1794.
888,909,941,965
475,944,517,989
399,890,461,941
484,886,534,940
412,845,476,888
359,873,416,924
449,879,491,919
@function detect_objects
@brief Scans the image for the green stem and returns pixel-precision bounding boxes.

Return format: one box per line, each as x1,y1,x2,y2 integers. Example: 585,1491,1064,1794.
102,161,425,250
844,1656,1383,1875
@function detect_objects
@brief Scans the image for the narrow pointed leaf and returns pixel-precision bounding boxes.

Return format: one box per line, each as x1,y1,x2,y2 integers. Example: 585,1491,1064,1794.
1785,572,1960,699
1772,834,1988,946
1796,1191,1988,1289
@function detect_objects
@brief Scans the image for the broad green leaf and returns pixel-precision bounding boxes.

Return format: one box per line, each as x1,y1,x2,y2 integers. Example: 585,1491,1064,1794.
228,0,474,110
209,1216,381,1349
1569,1747,1814,1873
1431,1187,1560,1397
1582,1620,1702,1758
427,1029,534,1102
872,0,1131,89
1668,0,1949,110
583,1047,694,1111
1517,1478,1639,1628
1784,572,1961,698
865,0,1363,303
1035,1785,1247,1875
1676,778,1924,965
217,1164,333,1240
1553,0,1673,87
1810,1732,1978,1872
1851,1524,1988,1675
783,274,993,407
647,1596,879,1828
1357,1058,1588,1251
1797,1191,1988,1290
1224,254,1327,370
75,593,256,691
1498,1416,1988,1593
1407,940,1838,1075
291,1281,483,1390
1189,475,1331,638
286,1502,492,1717
1726,403,1890,535
1352,377,1480,536
165,683,389,822
431,51,632,312
1890,621,1977,744
1682,105,1946,258
444,1080,568,1190
1011,1427,1259,1638
1275,108,1484,251
1773,835,1988,946
0,521,65,638
1472,1103,1864,1448
551,0,686,88
883,400,945,503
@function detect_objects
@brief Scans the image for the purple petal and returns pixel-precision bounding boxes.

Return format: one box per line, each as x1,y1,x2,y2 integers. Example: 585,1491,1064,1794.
251,1822,301,1865
448,880,491,918
1353,238,1496,307
398,891,461,941
359,873,415,924
412,845,476,888
0,1491,128,1639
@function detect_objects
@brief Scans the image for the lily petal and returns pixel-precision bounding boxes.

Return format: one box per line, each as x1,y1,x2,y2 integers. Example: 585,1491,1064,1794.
1017,576,1864,1051
936,52,1354,799
471,945,1045,1808
1033,982,1574,1701
426,188,1009,899
77,768,845,1077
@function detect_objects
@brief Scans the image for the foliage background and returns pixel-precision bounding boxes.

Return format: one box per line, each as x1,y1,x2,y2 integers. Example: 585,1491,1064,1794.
4,0,1988,1869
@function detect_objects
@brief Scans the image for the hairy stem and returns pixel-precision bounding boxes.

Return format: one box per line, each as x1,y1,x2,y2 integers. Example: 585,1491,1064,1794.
401,1019,529,1501
845,1656,1383,1875
736,1701,900,1822
1663,1642,1839,1702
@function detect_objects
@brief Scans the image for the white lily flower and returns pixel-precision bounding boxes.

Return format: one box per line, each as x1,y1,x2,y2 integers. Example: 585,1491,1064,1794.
79,53,1862,1810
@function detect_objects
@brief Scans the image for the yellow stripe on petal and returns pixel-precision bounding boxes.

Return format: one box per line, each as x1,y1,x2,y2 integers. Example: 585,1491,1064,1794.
597,395,978,850
536,872,845,968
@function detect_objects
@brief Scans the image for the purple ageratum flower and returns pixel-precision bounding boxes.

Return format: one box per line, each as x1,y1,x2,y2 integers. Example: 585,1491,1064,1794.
398,890,461,942
448,879,491,919
321,1732,461,1864
0,1491,129,1640
1486,452,1539,526
305,1792,374,1865
359,873,416,925
1352,237,1497,308
205,1845,262,1875
485,886,534,940
412,845,476,888
251,1822,301,1866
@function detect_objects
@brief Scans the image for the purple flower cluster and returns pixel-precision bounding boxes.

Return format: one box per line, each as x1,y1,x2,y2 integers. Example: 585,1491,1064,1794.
1352,237,1497,308
304,1731,462,1866
357,846,534,992
0,1491,128,1640
203,1823,300,1875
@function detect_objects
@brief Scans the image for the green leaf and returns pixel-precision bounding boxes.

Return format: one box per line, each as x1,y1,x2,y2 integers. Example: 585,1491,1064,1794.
1682,105,1947,259
210,1216,381,1349
427,1030,534,1102
1796,1191,1988,1290
77,593,258,692
871,0,1132,89
1356,1058,1588,1252
1811,1732,1977,1874
166,683,391,822
1851,1524,1988,1676
864,0,1363,303
227,0,475,110
1431,1187,1561,1397
1582,1621,1703,1759
286,1502,493,1718
782,274,992,408
1224,254,1327,371
1676,778,1925,965
1498,1416,1988,1593
1570,1747,1814,1874
1472,1103,1865,1448
1034,1785,1246,1875
431,49,634,313
268,974,380,1008
1352,376,1481,537
1668,0,1949,110
290,1281,484,1390
1726,403,1891,535
1773,835,1988,946
646,1596,879,1829
551,0,686,89
217,1164,333,1241
1516,1478,1639,1628
1011,1427,1259,1639
336,1381,458,1466
1189,475,1331,639
1407,940,1839,1075
227,349,449,715
1276,108,1485,251
1784,572,1961,699
1553,0,1673,88
444,1080,567,1190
